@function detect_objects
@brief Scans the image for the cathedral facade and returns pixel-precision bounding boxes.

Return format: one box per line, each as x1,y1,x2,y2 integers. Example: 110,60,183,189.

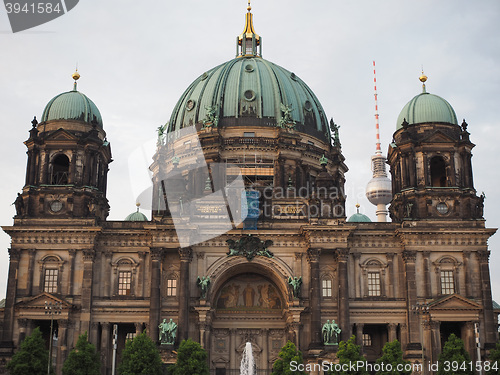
0,6,497,375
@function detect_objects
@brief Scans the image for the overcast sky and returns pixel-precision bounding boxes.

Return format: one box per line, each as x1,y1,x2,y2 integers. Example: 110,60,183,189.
0,0,499,300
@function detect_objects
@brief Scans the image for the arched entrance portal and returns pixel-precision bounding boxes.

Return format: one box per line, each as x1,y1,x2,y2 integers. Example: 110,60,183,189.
209,271,289,374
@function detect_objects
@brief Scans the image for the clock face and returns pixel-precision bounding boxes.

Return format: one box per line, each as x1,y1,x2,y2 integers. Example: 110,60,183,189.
436,202,449,215
50,200,63,213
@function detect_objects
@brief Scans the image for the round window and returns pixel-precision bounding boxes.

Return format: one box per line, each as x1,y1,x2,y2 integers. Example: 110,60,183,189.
436,202,449,215
245,64,254,72
244,90,256,101
50,200,63,213
186,100,196,111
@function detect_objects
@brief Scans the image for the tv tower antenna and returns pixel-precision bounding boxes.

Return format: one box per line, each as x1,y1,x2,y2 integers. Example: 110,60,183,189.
366,61,392,222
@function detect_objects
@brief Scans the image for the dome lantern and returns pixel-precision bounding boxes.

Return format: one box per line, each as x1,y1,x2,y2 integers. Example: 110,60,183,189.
237,1,261,58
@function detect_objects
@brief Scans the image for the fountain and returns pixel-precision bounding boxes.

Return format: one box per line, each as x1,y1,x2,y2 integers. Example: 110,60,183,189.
240,342,255,375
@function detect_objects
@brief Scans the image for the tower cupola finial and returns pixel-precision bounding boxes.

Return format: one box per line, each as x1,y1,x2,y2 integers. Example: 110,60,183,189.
237,1,261,58
72,67,80,91
420,68,428,93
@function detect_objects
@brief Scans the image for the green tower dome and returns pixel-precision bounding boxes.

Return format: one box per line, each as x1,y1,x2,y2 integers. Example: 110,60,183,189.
41,75,103,127
347,213,372,223
124,204,148,222
167,56,330,142
396,77,457,130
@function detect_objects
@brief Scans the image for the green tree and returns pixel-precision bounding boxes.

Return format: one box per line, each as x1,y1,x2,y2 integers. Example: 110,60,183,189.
118,332,163,375
170,338,209,375
7,326,50,375
375,339,411,375
328,335,369,375
271,340,307,375
486,341,500,375
437,333,473,375
62,331,101,375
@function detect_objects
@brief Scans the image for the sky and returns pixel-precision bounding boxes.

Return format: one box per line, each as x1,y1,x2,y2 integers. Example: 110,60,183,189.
0,0,499,300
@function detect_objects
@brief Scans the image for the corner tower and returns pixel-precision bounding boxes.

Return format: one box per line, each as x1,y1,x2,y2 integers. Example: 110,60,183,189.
17,71,112,221
387,74,481,221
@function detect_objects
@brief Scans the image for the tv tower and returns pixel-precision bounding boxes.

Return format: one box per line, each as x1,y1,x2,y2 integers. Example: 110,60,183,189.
366,61,392,222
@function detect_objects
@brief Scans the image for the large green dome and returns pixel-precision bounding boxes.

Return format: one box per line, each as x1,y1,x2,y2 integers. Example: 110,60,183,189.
396,91,457,130
167,56,330,142
41,89,103,127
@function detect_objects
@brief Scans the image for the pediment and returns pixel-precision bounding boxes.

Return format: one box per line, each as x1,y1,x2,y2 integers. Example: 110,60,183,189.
429,294,482,311
421,130,455,144
15,292,74,312
45,128,78,141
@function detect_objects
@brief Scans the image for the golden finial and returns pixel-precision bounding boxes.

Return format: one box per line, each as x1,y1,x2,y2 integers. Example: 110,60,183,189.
72,68,80,91
72,69,80,81
247,0,251,12
355,203,360,213
136,202,141,212
419,68,428,93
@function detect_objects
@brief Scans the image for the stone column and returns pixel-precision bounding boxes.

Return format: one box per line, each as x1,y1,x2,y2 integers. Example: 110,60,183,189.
138,252,146,298
41,149,49,184
100,322,111,375
353,253,361,298
423,251,431,299
388,323,398,342
56,319,69,374
356,323,364,349
229,329,236,370
18,318,28,343
135,322,144,336
26,249,36,296
3,248,20,341
337,248,350,342
478,250,496,345
90,322,99,347
307,248,322,348
430,321,441,365
149,248,164,342
400,323,408,352
386,253,395,299
103,251,112,298
422,318,432,366
67,250,76,296
402,251,420,346
262,329,269,370
463,251,472,298
81,249,96,335
178,247,192,341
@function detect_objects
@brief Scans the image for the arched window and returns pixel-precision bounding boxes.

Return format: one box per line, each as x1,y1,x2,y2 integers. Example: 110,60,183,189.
38,255,64,295
51,154,70,185
430,156,446,187
433,256,461,296
360,258,387,298
112,257,138,297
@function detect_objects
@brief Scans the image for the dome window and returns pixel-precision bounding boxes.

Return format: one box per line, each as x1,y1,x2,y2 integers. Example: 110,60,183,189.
430,156,447,187
290,73,297,81
244,90,256,101
245,64,254,72
51,154,70,185
186,100,196,111
304,101,313,112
